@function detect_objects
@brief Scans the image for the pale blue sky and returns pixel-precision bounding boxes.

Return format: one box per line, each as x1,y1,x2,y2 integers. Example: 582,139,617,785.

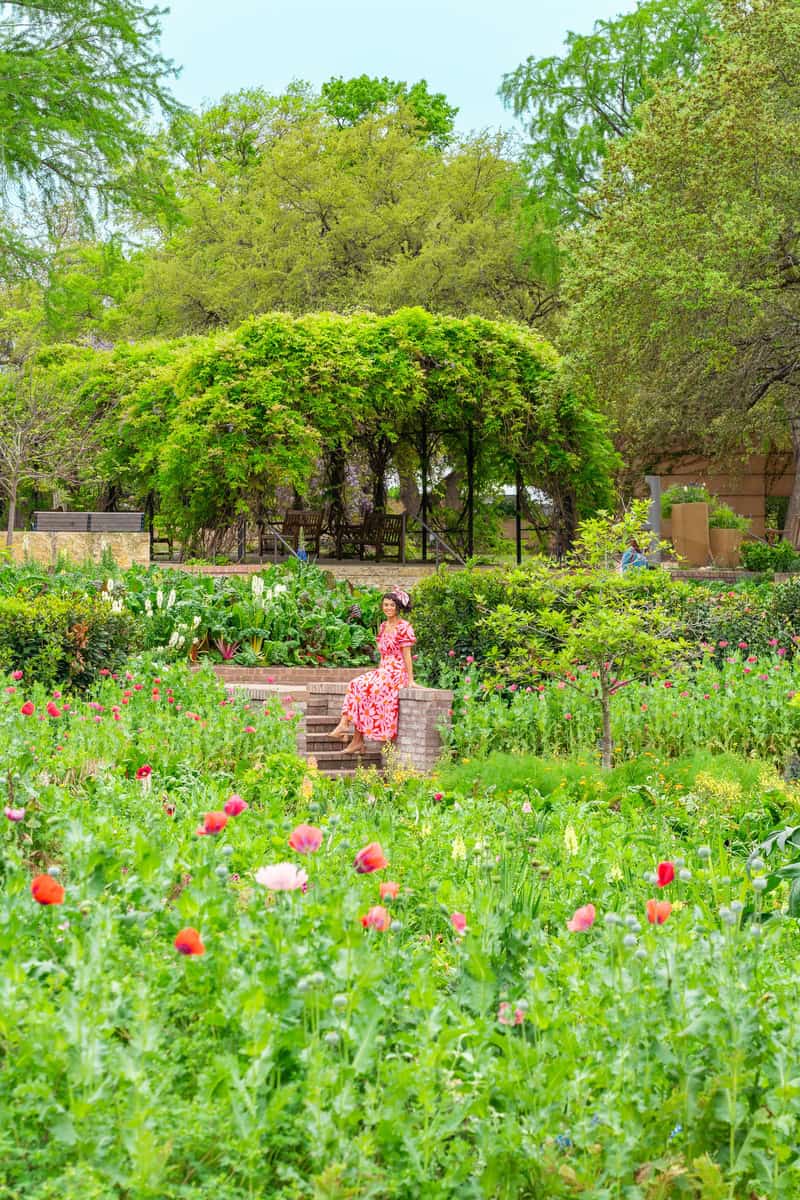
159,0,639,134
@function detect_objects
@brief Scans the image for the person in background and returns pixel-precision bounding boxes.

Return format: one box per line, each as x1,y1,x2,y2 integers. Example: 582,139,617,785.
621,538,648,572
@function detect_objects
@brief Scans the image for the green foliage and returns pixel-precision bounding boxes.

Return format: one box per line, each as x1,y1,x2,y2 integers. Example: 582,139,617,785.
120,97,553,334
444,647,800,765
500,0,716,270
564,0,800,516
40,309,614,550
740,539,800,573
707,502,749,531
319,75,458,146
661,483,712,516
0,560,382,671
0,593,138,688
0,1,179,277
1,661,800,1196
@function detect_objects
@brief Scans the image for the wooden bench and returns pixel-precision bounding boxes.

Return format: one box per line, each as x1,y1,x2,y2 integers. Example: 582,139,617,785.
33,511,145,532
259,510,324,558
338,511,406,562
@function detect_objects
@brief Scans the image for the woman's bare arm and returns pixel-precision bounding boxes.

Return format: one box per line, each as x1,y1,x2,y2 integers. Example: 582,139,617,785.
402,644,414,686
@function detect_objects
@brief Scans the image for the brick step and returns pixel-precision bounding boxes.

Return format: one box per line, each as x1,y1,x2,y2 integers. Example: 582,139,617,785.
304,714,345,730
307,749,383,771
303,736,383,755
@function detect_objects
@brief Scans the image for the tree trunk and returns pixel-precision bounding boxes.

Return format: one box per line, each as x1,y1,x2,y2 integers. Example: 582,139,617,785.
783,407,800,542
6,486,16,547
599,680,613,771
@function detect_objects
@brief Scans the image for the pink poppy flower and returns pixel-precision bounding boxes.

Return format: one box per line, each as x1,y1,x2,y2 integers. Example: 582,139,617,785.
288,823,322,852
354,842,388,873
196,811,228,836
5,807,24,821
656,861,675,888
567,903,596,932
451,912,467,934
498,1002,525,1026
646,899,672,925
244,725,256,734
360,905,391,931
46,702,61,718
380,881,400,900
224,794,249,817
11,670,23,680
255,862,308,891
433,792,443,802
564,713,572,721
466,655,475,664
174,927,205,956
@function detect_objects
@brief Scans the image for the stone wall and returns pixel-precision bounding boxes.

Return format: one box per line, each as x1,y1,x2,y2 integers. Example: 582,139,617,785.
656,451,796,538
8,531,150,569
167,561,451,591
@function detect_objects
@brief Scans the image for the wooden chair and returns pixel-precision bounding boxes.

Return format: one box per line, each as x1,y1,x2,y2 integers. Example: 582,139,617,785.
259,510,324,557
338,511,406,562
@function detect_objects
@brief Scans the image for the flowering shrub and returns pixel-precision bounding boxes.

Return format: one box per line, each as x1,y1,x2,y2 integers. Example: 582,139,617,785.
413,565,800,686
0,559,381,675
1,654,800,1195
444,649,800,763
0,593,139,688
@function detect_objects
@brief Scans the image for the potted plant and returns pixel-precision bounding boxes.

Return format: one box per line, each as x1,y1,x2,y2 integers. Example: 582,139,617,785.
708,503,749,567
661,484,711,566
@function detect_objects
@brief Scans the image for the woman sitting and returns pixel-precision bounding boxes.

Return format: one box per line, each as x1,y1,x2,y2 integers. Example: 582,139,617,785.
327,588,416,754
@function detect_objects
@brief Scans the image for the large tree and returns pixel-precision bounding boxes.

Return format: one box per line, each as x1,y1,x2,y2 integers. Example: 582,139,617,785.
0,0,179,276
500,0,717,225
118,101,554,335
562,0,800,520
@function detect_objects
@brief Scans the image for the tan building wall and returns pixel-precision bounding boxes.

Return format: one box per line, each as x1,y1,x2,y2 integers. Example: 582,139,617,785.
7,531,150,569
657,452,795,538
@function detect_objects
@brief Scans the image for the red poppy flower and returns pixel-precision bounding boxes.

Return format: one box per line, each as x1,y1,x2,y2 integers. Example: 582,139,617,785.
197,811,228,836
354,841,388,873
360,905,391,931
646,899,672,925
135,765,152,780
288,823,322,853
224,794,249,817
174,927,205,955
380,881,400,900
46,702,61,718
31,874,65,905
656,861,675,888
20,701,34,716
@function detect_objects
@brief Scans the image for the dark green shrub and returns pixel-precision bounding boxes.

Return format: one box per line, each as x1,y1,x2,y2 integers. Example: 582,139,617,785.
740,539,800,573
0,595,140,688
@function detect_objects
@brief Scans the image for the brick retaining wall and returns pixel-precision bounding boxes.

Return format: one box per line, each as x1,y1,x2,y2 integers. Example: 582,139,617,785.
303,680,452,774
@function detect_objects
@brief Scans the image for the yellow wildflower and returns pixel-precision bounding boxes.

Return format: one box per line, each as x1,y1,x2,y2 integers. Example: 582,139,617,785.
451,835,467,861
607,864,623,883
564,825,579,855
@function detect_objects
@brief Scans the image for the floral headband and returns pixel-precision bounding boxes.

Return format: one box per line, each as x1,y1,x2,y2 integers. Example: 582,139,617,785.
390,588,410,608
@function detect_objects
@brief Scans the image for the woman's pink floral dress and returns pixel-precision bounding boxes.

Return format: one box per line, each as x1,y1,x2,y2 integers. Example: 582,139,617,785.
342,619,416,741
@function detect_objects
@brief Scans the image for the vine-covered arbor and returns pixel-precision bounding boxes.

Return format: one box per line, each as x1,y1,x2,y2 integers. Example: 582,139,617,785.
45,308,616,558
